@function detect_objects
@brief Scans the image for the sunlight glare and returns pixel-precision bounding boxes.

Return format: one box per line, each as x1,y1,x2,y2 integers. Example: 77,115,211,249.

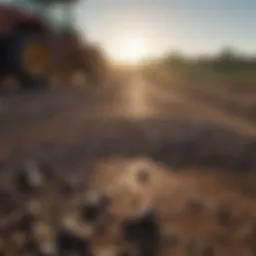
110,36,149,64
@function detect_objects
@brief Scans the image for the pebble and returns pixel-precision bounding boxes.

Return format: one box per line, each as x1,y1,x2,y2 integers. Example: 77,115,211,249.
15,162,43,194
80,193,110,223
123,210,160,256
56,228,92,256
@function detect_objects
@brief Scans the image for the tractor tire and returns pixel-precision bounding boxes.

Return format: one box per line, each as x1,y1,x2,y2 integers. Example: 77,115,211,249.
7,32,50,90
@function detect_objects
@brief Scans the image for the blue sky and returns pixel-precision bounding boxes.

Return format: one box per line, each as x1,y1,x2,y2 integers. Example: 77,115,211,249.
75,0,256,59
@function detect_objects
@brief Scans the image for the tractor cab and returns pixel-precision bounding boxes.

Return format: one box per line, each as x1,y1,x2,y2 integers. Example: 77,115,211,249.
8,0,78,33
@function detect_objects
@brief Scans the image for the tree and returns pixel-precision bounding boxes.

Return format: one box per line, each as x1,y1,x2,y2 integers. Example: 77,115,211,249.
214,46,238,72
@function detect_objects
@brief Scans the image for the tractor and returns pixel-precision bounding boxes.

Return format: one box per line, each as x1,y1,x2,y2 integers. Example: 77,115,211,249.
0,0,107,90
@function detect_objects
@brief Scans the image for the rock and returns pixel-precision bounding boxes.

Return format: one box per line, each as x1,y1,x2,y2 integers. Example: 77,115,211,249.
80,194,109,223
56,228,91,256
123,211,160,256
15,162,43,194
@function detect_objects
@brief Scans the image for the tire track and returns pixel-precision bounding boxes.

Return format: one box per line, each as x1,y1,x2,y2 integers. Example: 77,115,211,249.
149,82,256,137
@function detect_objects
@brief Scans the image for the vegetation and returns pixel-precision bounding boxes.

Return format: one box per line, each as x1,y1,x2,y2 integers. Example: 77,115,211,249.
142,46,256,83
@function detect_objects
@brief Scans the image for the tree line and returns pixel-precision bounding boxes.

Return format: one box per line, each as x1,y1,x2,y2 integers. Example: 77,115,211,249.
152,46,256,75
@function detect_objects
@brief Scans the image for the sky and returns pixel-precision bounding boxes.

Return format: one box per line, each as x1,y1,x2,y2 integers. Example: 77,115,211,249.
74,0,256,60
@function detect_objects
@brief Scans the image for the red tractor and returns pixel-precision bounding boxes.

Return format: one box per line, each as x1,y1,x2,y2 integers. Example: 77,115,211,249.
0,0,107,89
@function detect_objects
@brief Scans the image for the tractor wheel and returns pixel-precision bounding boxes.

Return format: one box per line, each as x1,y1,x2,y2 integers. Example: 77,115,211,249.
8,32,51,90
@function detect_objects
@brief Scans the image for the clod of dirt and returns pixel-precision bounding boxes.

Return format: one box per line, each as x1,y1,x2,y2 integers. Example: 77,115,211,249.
123,210,160,256
0,190,16,215
119,252,133,256
163,233,179,246
60,179,76,197
243,222,256,238
27,200,43,217
15,162,43,194
216,205,231,227
56,228,92,256
186,198,205,213
184,238,197,256
238,140,256,170
17,213,35,233
39,161,56,181
80,193,110,223
201,244,215,256
136,169,150,185
118,249,136,256
0,161,6,172
23,238,46,256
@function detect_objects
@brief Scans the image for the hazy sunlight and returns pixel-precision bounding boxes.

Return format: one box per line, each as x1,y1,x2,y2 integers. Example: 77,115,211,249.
109,36,149,65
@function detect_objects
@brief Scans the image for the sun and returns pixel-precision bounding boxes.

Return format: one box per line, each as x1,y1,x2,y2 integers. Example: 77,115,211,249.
109,36,149,64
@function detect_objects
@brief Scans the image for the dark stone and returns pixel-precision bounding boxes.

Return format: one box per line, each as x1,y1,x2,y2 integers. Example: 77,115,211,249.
15,163,43,194
56,229,91,256
80,195,109,223
123,211,160,256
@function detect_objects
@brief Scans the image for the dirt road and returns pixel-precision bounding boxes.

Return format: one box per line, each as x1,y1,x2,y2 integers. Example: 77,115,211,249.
0,76,256,255
119,76,256,137
0,76,255,162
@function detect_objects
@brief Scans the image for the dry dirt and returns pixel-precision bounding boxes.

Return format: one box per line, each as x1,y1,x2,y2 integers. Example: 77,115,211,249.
0,76,256,255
